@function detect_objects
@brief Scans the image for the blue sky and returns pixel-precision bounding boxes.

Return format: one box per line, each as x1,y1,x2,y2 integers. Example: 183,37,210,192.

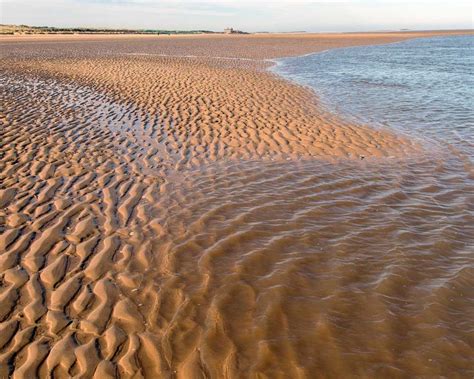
1,0,473,32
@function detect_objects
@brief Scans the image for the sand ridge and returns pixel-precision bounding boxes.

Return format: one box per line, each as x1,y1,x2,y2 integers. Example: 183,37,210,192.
1,31,473,377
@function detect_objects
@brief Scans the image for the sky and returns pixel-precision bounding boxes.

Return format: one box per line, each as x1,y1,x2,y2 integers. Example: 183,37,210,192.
1,0,473,32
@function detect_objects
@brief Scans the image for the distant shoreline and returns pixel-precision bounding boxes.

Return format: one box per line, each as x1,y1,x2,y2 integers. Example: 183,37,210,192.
2,23,472,36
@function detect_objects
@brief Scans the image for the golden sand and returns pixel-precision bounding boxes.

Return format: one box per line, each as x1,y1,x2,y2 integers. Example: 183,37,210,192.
1,31,473,377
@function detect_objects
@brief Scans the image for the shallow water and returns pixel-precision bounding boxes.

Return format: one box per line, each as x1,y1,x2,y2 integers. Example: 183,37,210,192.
151,155,474,376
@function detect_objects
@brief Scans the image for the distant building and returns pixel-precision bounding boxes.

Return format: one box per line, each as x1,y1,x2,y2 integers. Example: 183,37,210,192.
224,27,245,34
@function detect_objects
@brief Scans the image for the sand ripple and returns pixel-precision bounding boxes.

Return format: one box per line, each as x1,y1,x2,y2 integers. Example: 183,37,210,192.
1,34,473,377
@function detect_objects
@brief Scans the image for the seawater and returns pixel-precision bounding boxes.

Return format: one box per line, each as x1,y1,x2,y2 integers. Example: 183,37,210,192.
273,35,474,157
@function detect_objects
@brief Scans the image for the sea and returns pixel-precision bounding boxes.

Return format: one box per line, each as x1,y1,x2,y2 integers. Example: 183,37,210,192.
272,35,474,158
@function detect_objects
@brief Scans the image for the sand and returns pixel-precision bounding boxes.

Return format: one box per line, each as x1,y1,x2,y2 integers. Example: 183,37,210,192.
1,31,473,378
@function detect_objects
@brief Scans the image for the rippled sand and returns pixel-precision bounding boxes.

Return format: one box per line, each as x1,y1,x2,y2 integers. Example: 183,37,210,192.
1,32,473,378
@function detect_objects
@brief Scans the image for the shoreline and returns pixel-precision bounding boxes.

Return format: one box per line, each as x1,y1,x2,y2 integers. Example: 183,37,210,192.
3,32,453,161
264,35,441,150
268,33,473,159
3,31,471,160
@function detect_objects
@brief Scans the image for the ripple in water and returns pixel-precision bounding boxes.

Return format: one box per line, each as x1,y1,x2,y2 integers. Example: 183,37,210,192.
157,156,473,376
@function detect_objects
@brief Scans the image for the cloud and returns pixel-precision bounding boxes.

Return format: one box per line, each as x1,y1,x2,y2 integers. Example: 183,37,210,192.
2,0,472,31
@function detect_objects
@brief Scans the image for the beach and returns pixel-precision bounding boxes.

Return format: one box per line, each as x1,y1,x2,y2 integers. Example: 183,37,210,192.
1,31,473,378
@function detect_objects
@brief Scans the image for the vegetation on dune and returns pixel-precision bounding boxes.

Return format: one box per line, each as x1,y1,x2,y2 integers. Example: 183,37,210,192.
0,24,217,35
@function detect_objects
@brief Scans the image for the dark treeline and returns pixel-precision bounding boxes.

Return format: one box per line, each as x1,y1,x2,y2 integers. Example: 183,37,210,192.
1,24,217,35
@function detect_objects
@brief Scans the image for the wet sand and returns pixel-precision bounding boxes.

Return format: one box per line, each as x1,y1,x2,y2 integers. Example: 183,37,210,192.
1,31,473,378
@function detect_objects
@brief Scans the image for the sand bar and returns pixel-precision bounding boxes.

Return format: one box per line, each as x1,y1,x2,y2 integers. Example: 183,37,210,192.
1,30,473,377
